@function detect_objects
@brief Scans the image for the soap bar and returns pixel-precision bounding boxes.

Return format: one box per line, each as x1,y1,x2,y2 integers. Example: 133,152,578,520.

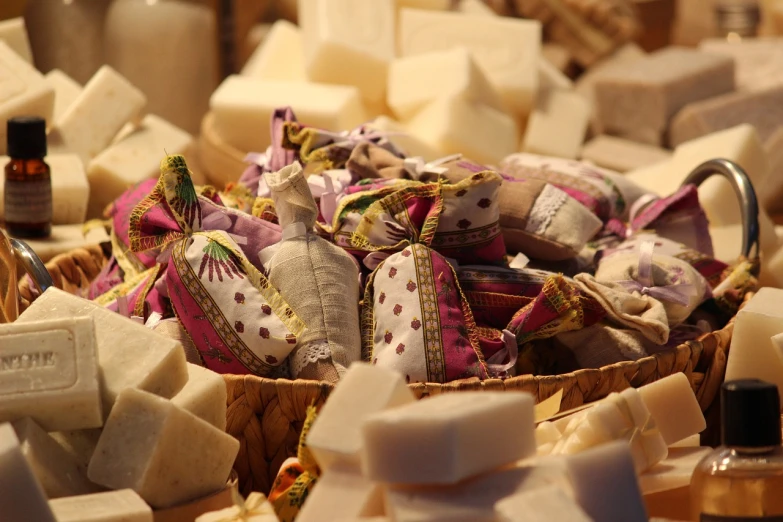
639,447,711,495
196,492,277,521
637,374,706,446
296,465,384,522
88,388,239,509
495,485,592,522
18,288,188,417
763,127,783,213
406,95,517,166
0,153,89,225
48,65,147,166
210,76,367,152
171,363,228,431
86,113,194,219
456,0,496,16
363,391,535,484
387,47,504,121
542,43,572,72
241,19,306,82
0,317,101,431
12,224,108,262
395,0,451,10
307,363,415,471
365,116,442,160
299,0,395,105
567,441,649,522
49,489,152,522
699,38,783,93
198,111,249,188
0,40,46,101
0,18,32,63
580,135,672,173
726,288,783,399
538,58,573,91
50,429,101,475
384,458,571,522
12,417,98,498
593,47,734,143
0,423,57,522
399,8,541,117
43,70,82,126
710,223,780,280
670,85,783,147
521,88,590,159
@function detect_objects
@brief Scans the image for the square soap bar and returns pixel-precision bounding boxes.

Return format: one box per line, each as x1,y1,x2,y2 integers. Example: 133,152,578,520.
363,391,535,484
196,492,276,522
12,224,109,263
699,38,783,93
521,88,590,159
0,423,57,522
88,388,239,509
49,489,152,522
399,8,541,117
18,288,188,417
242,20,306,82
580,135,671,173
495,485,592,522
637,373,706,446
43,69,82,125
0,317,101,431
171,363,227,431
365,116,442,160
0,18,32,63
296,465,385,522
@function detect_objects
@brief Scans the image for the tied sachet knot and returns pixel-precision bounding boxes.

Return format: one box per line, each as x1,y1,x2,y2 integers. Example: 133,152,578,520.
203,489,276,522
617,240,699,306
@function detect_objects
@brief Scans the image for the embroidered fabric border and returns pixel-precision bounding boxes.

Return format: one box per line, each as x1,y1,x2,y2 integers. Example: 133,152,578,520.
525,184,569,236
412,243,446,383
291,339,333,376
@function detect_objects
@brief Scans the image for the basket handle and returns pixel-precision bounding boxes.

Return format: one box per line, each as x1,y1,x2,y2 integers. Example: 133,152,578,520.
679,158,760,260
10,237,53,294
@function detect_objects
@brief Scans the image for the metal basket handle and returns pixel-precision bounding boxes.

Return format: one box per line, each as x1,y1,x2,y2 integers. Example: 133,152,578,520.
11,238,53,293
680,158,760,260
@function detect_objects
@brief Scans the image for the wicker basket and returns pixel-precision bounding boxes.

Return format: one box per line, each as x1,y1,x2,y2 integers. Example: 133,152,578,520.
16,159,760,496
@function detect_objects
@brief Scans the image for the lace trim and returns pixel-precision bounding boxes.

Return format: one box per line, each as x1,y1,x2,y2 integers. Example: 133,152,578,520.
526,184,568,236
291,339,333,376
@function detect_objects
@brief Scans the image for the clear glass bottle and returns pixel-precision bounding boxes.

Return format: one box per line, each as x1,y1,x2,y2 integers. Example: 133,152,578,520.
691,379,783,521
4,117,52,239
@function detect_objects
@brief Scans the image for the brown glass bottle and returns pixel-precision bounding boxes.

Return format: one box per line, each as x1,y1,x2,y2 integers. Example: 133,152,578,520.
4,116,52,238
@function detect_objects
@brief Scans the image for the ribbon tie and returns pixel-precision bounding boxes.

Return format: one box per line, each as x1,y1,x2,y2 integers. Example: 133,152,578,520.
618,241,697,306
403,154,462,181
211,488,274,522
319,174,338,225
486,329,519,375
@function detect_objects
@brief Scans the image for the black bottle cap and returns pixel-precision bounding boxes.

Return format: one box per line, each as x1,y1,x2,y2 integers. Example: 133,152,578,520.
722,379,782,448
7,116,47,159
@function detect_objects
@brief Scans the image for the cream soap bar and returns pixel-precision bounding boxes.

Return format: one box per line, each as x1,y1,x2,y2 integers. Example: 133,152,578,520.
12,417,98,498
14,224,109,263
387,47,503,121
495,485,592,522
86,113,194,219
363,391,535,484
580,135,672,172
299,0,395,105
406,95,517,166
0,317,101,431
399,8,541,117
49,489,152,522
196,492,277,522
636,373,706,446
18,288,188,417
171,363,227,431
210,76,367,152
44,69,82,125
0,18,32,63
0,423,57,522
48,65,146,166
88,388,239,509
365,116,442,160
699,38,783,93
726,288,783,398
241,19,306,82
521,88,590,159
296,465,384,522
639,447,712,495
306,363,415,471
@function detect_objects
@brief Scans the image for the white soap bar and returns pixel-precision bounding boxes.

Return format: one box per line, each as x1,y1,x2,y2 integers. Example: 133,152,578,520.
0,40,45,100
396,0,451,10
12,224,108,262
456,0,496,16
0,423,57,522
384,458,572,522
48,65,146,166
86,113,194,219
296,465,384,522
669,434,701,448
539,58,573,91
18,288,188,418
710,223,780,271
406,95,517,166
580,135,672,172
365,116,442,160
766,246,783,288
639,447,711,495
170,363,227,431
637,373,706,446
699,38,783,93
307,363,415,471
50,429,102,475
12,417,98,498
521,88,590,159
210,76,367,153
299,0,395,104
363,391,535,484
0,18,32,63
567,441,648,522
88,388,238,509
241,19,306,82
0,317,101,431
387,47,504,121
197,492,278,521
399,8,541,117
726,288,783,399
49,489,152,522
495,485,592,522
44,69,82,125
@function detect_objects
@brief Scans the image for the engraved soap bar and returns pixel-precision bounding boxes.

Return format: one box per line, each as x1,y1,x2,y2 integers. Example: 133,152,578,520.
88,388,239,509
18,288,188,418
0,316,101,431
171,363,227,431
0,423,57,522
49,489,152,522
